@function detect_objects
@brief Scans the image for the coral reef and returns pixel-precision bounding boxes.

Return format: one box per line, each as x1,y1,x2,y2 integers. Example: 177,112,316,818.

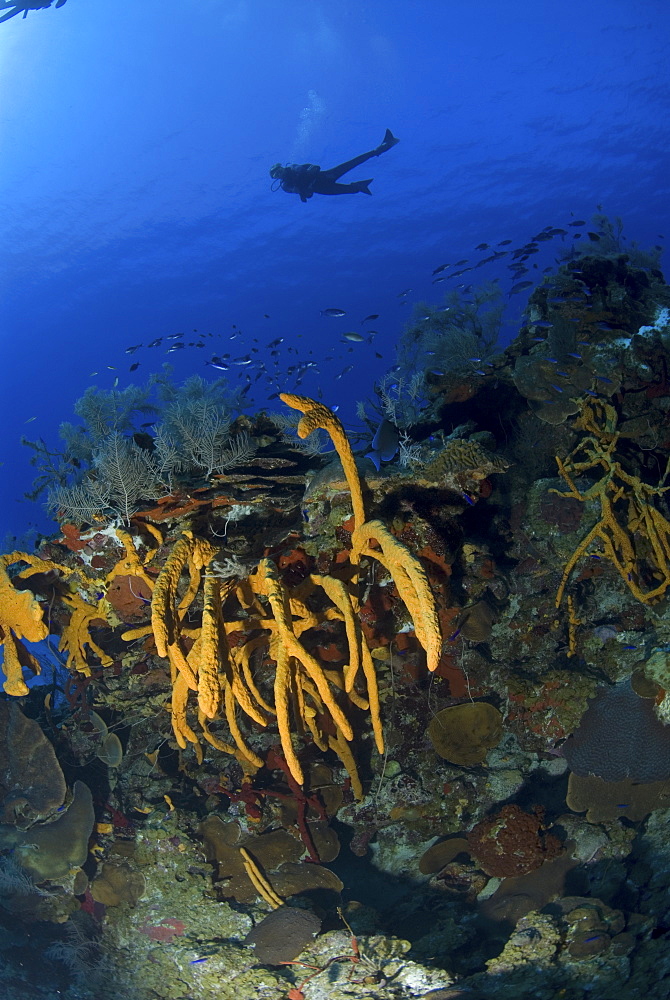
5,234,670,998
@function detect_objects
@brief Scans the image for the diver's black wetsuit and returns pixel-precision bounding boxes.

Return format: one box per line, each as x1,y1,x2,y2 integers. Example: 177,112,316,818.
270,129,399,202
0,0,66,23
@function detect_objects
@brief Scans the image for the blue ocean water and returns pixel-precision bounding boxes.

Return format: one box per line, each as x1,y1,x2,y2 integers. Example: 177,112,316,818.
3,7,670,997
1,0,669,542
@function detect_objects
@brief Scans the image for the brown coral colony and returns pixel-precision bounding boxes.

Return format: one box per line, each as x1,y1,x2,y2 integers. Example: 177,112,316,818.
466,804,564,878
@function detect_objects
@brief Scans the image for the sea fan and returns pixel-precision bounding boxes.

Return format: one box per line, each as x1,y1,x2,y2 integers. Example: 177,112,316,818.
48,434,164,524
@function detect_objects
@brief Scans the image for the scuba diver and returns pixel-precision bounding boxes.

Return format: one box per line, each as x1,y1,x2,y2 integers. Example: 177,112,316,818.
270,128,399,203
0,0,67,23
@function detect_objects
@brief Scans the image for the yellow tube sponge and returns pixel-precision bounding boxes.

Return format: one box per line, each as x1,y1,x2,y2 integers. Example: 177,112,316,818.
0,556,49,695
351,519,442,673
197,574,225,719
239,847,284,909
279,393,366,531
151,531,217,691
59,593,114,675
256,559,353,739
151,533,195,657
552,400,670,606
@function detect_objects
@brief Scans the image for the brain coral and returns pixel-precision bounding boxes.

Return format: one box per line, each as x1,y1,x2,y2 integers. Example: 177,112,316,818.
561,679,670,782
427,701,503,766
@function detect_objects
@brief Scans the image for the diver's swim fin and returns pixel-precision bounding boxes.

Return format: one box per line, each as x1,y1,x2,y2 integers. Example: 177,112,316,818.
355,179,374,195
378,128,400,152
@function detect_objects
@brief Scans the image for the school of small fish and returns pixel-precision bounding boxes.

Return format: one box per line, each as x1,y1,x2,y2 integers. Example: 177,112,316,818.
71,213,663,425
